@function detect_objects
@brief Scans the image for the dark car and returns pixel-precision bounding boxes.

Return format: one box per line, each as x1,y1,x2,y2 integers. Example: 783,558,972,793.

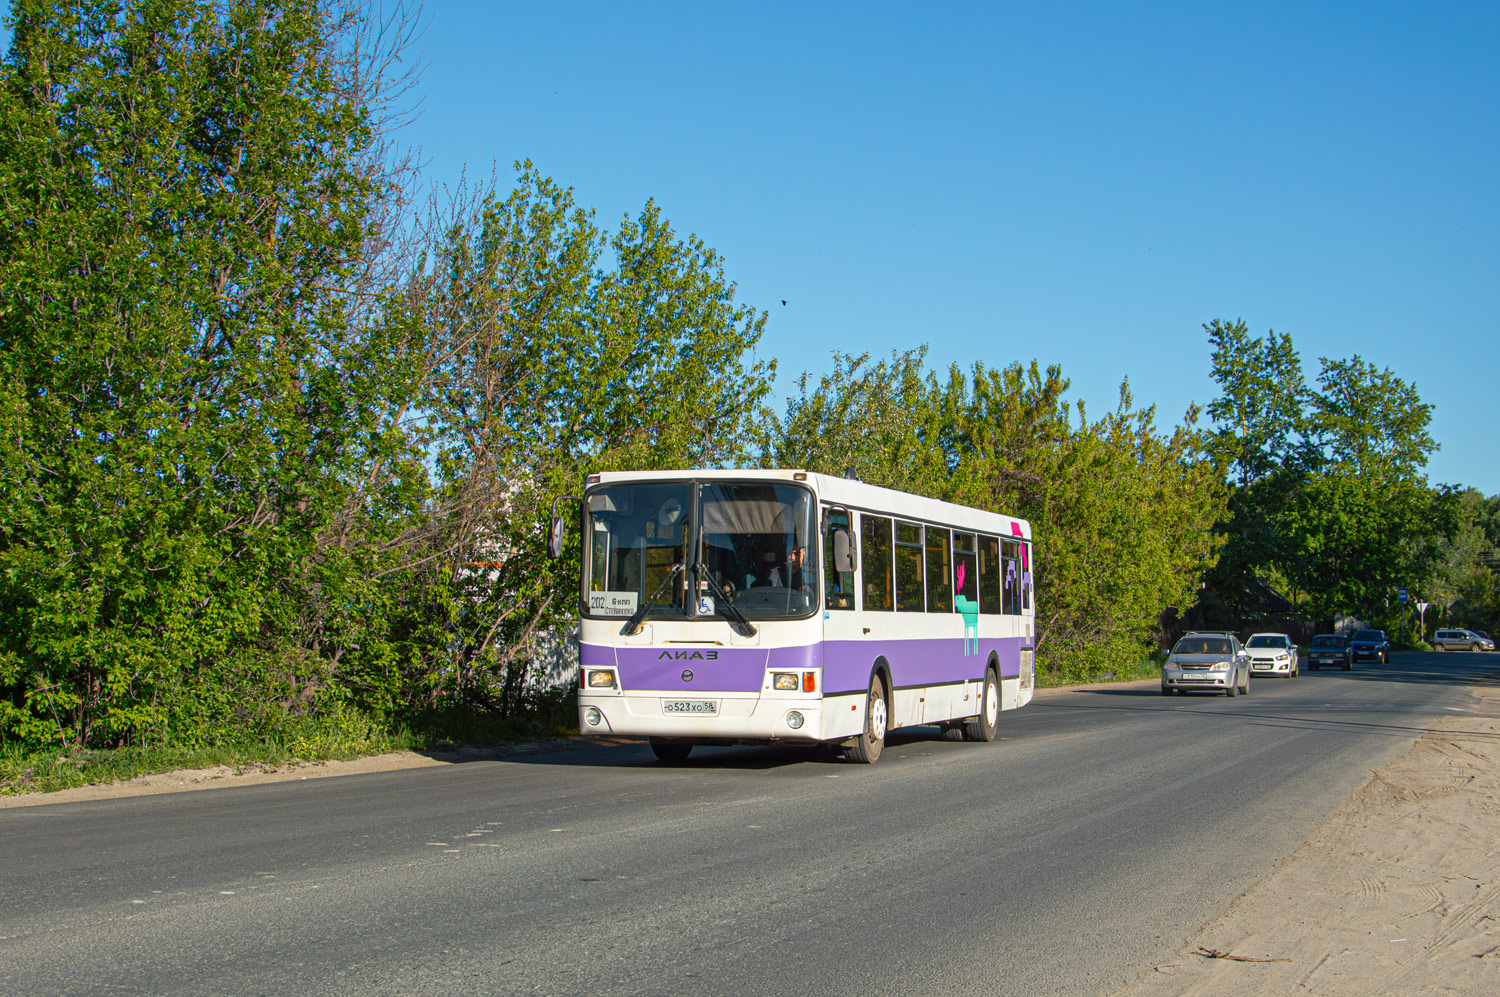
1307,634,1352,671
1349,629,1390,664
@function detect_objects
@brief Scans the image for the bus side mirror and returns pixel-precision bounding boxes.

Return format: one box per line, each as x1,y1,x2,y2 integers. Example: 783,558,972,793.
833,527,856,573
548,494,578,559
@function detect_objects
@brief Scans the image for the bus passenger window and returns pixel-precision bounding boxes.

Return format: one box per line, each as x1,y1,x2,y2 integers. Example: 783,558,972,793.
862,515,894,612
895,521,924,613
978,535,1001,615
824,509,854,611
1002,539,1022,616
1022,541,1032,611
954,532,978,614
925,527,952,613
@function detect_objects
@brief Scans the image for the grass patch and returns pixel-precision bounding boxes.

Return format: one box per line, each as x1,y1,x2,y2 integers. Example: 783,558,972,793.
0,738,390,797
1037,650,1165,688
0,705,419,797
398,686,580,748
0,689,583,797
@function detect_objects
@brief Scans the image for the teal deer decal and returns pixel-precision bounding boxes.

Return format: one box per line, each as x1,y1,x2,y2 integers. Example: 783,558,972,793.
954,562,980,656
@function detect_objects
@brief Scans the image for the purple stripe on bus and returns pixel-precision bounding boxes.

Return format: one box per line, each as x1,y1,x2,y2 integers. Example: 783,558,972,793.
822,636,1027,692
581,644,823,694
582,638,1029,694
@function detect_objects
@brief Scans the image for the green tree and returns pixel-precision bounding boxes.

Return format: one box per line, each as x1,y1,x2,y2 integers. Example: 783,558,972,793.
1280,355,1440,624
0,0,424,746
1199,319,1309,624
388,166,775,715
1203,318,1308,487
766,349,1227,678
0,1,780,748
762,348,947,494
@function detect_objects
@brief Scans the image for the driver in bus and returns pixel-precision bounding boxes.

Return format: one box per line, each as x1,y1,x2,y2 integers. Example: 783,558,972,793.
752,546,812,593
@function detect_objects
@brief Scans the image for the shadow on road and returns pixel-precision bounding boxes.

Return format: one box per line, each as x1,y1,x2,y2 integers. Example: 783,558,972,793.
426,654,1500,771
467,725,988,771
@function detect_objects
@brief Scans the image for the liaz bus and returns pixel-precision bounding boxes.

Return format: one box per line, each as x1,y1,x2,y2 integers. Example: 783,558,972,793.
556,469,1035,764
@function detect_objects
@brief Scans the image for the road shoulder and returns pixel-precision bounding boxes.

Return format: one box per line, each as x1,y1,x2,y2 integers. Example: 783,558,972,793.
1108,678,1500,995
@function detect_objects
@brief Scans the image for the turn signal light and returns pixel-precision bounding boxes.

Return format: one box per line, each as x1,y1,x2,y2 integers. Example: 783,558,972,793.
802,671,816,693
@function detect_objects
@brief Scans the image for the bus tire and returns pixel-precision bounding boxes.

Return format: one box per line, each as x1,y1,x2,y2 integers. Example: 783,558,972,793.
940,724,966,741
650,740,692,764
844,675,887,764
964,667,1000,742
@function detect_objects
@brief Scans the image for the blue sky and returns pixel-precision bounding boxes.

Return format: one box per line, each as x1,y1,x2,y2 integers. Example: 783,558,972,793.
402,0,1498,494
5,2,1497,493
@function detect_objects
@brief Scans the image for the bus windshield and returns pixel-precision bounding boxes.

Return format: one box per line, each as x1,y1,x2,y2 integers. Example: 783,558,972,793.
584,479,816,620
699,481,816,618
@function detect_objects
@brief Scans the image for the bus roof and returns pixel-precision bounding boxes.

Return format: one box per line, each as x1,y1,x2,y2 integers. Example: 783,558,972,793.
586,469,1032,541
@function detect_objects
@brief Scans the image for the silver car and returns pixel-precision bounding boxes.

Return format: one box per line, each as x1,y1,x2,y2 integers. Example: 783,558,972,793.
1162,632,1252,696
1246,632,1299,677
1432,629,1496,652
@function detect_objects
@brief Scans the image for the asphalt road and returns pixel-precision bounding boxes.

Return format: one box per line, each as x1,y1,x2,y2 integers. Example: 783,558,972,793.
2,651,1494,996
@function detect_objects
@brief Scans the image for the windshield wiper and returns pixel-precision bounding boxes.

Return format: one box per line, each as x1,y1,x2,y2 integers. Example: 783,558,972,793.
622,562,684,636
694,563,758,638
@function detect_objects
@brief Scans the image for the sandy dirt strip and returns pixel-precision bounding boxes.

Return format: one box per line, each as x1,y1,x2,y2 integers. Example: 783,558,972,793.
1109,680,1500,996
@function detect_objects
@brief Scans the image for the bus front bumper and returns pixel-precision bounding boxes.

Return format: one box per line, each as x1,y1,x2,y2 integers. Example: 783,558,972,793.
579,692,827,743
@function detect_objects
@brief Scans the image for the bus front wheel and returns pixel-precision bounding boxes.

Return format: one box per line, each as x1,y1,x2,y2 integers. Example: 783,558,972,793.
844,676,887,764
964,667,999,742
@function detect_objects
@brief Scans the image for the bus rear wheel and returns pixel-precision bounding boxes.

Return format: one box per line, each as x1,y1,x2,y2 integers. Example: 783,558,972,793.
649,740,692,764
964,667,1000,742
844,675,887,764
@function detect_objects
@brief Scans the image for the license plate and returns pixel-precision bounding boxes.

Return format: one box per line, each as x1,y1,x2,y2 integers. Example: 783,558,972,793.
663,700,716,715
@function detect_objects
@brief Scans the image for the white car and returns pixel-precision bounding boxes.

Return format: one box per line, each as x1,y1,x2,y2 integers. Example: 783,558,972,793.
1246,632,1299,677
1161,632,1252,696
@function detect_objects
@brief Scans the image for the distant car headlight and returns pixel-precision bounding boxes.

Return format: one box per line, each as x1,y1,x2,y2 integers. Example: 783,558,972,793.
1274,653,1289,662
1209,660,1233,672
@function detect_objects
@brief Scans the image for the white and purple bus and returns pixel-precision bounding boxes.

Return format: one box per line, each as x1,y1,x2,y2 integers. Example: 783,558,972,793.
567,469,1035,763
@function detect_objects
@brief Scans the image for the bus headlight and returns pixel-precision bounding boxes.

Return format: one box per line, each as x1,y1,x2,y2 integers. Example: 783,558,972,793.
772,672,798,691
587,670,616,689
786,711,805,729
584,707,603,726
